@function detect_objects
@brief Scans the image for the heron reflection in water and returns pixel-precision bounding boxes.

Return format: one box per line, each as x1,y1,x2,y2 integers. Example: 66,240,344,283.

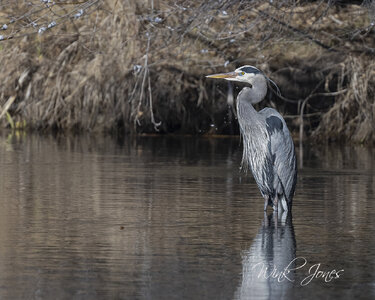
234,211,296,300
206,66,297,212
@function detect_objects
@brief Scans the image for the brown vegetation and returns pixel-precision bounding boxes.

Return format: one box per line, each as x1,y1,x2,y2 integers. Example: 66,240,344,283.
0,1,374,143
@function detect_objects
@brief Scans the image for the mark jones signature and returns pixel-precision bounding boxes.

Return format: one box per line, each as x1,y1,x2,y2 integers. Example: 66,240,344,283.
252,257,344,286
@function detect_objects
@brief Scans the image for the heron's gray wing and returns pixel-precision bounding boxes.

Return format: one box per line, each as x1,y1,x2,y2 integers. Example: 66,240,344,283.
259,108,297,203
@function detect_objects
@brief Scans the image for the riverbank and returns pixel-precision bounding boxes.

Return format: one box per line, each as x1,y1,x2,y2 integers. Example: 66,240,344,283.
0,1,374,143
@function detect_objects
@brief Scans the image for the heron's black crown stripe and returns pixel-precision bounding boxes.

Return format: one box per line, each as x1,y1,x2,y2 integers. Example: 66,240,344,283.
239,66,262,74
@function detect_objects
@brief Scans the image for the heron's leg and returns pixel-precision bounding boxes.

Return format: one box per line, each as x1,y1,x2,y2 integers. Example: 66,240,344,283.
280,210,287,226
263,195,269,211
263,211,269,226
273,194,279,212
281,196,289,212
273,210,278,229
278,198,283,212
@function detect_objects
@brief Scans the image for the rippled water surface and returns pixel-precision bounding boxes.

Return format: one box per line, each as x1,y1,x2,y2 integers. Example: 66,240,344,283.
0,134,374,299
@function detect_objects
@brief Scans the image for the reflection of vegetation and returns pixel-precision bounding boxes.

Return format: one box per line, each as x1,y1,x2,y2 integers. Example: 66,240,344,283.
6,130,26,145
5,112,14,130
0,1,374,142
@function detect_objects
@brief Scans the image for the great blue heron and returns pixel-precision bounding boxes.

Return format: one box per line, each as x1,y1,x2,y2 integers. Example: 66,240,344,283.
206,66,297,212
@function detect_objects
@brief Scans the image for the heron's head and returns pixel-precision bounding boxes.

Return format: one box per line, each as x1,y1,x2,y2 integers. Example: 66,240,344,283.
206,65,268,104
206,65,266,86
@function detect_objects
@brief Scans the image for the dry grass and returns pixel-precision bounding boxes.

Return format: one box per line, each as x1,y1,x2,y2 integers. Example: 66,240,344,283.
313,56,375,143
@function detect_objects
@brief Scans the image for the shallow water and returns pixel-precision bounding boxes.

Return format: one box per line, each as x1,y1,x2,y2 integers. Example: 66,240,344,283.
0,134,374,299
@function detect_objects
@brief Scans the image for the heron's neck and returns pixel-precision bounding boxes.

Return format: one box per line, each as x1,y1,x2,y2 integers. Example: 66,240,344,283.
236,86,267,133
246,76,267,104
236,98,267,171
237,99,264,130
238,99,256,116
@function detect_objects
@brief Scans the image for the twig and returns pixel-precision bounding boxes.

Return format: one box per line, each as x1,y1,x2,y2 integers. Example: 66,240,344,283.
255,9,338,52
135,32,151,127
283,112,322,119
0,96,16,120
147,67,161,131
298,84,347,141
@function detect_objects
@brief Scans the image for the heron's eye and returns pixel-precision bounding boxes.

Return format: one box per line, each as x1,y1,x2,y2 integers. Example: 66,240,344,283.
240,72,245,76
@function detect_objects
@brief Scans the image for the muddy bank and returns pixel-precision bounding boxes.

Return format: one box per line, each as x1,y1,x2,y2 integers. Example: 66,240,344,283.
0,1,374,143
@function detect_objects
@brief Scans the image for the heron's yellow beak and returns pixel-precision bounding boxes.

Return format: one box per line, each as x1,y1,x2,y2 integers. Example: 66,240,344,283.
206,72,237,79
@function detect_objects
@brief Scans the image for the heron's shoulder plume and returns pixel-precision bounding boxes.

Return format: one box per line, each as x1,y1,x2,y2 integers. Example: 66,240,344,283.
266,77,281,96
266,116,283,134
